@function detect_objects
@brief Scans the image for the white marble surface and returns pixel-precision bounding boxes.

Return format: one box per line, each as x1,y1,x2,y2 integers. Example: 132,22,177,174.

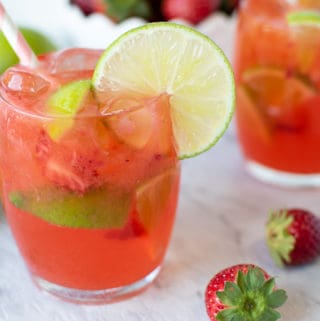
1,1,320,320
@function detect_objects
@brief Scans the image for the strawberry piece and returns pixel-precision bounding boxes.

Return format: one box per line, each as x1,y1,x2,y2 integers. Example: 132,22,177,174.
44,152,103,194
36,130,103,194
70,0,105,15
205,264,287,321
162,0,219,25
266,208,320,266
104,215,147,240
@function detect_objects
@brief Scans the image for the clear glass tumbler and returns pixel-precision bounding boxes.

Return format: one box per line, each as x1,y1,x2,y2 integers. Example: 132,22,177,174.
0,48,180,303
234,0,320,186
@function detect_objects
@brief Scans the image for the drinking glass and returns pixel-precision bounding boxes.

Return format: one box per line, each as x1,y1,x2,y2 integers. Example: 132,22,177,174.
0,48,180,303
234,0,320,186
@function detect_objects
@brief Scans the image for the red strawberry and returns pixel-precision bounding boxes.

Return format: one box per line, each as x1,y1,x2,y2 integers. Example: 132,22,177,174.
266,208,320,266
162,0,220,25
36,130,104,194
205,264,287,321
71,0,152,22
44,153,103,194
70,0,105,15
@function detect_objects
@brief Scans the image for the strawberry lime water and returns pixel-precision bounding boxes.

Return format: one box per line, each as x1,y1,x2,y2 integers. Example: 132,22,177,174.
0,48,180,303
234,0,320,186
0,20,235,304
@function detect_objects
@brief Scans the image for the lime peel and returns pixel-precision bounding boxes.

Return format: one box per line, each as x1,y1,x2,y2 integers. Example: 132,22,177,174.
287,10,320,26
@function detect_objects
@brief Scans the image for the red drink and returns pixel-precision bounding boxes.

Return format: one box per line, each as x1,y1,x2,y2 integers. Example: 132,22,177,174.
0,48,180,302
234,0,320,186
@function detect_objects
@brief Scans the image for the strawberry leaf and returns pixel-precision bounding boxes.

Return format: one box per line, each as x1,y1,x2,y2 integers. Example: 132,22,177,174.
266,210,295,266
257,308,281,321
237,270,247,292
216,308,242,321
246,267,265,290
260,278,275,296
216,282,242,306
266,290,288,308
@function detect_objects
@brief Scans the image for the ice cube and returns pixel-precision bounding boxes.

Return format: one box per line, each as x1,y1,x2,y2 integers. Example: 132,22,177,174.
1,70,50,96
50,48,102,74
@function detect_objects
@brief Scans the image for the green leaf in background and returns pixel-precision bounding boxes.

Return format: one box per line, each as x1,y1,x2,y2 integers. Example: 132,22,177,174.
104,0,152,21
0,27,57,74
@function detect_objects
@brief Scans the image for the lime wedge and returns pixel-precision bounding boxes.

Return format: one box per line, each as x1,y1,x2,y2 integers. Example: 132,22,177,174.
236,85,273,143
136,167,180,231
287,10,320,73
241,67,315,130
287,10,320,26
9,185,131,229
46,80,91,141
92,22,235,159
242,67,315,109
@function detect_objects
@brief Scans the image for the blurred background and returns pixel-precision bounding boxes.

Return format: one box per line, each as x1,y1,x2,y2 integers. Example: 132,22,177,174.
0,0,239,66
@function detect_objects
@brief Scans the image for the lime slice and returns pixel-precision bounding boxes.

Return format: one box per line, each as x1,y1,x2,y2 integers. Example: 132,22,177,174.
241,67,315,130
136,167,180,231
9,185,131,229
92,22,235,159
287,10,320,72
242,67,315,109
236,85,272,143
46,80,91,141
287,10,320,26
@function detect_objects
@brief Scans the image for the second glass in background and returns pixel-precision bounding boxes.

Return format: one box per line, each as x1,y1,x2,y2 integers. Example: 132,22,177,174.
234,0,320,186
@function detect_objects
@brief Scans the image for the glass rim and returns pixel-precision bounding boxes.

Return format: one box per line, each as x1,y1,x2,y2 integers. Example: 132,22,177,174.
0,47,168,121
0,48,122,121
0,88,158,121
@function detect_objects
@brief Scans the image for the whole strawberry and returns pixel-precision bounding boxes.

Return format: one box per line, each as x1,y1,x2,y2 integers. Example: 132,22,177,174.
71,0,152,22
205,264,287,321
266,208,320,266
70,0,105,15
162,0,220,25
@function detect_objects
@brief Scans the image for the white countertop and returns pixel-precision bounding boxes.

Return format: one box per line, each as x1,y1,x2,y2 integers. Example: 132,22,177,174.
0,1,320,320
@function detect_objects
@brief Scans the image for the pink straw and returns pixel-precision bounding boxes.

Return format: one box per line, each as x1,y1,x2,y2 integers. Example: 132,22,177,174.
0,2,38,68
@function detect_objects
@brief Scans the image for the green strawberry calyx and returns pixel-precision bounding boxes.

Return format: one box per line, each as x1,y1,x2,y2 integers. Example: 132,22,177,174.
216,267,287,321
266,210,295,266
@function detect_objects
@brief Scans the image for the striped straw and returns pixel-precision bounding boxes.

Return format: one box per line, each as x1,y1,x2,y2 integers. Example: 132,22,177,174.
0,1,38,68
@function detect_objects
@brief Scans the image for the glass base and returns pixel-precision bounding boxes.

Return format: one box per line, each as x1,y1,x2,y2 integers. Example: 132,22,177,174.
32,266,161,304
246,161,320,188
